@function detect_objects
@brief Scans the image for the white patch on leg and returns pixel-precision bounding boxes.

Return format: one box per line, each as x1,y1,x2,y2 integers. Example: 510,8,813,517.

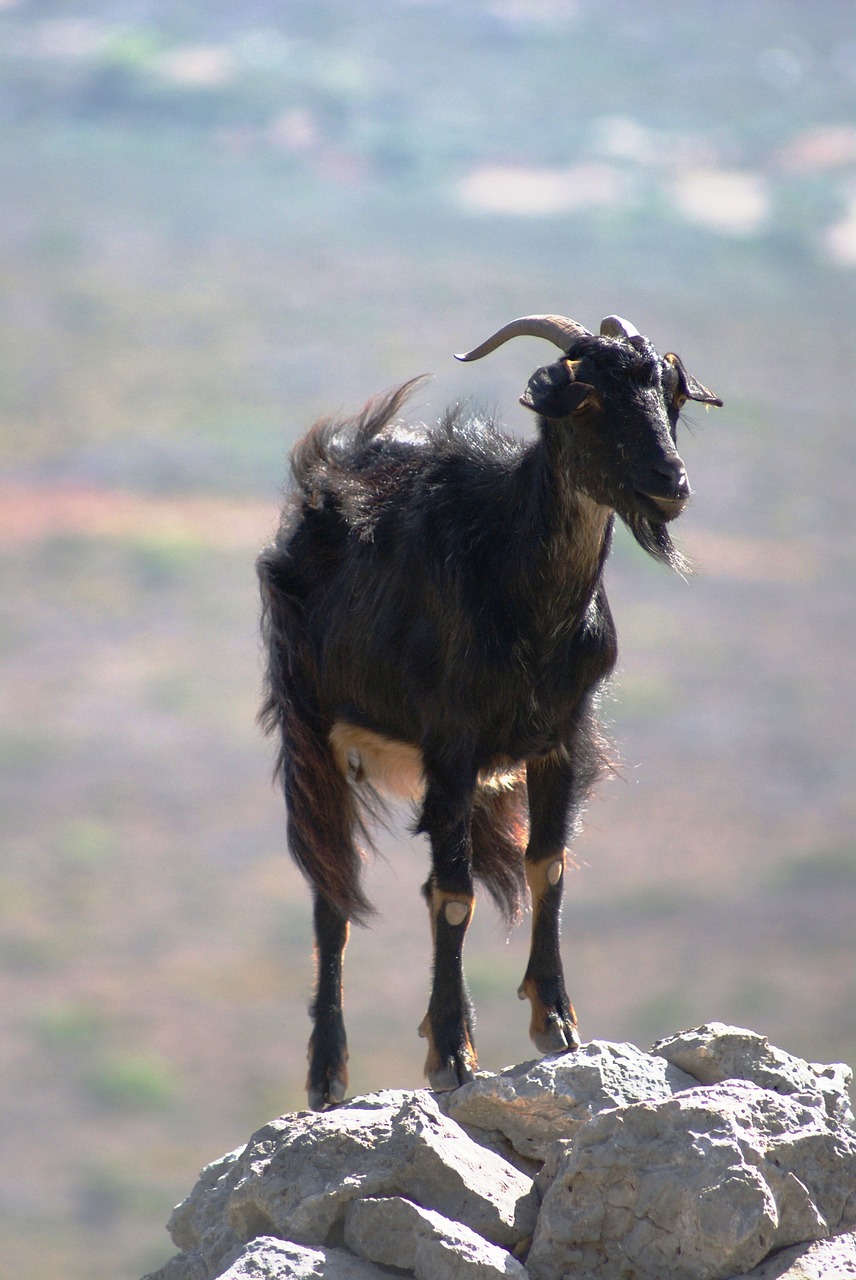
444,901,469,926
547,858,564,885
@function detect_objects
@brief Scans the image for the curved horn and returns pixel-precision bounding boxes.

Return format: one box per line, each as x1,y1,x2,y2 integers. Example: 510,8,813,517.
600,315,641,340
455,314,591,362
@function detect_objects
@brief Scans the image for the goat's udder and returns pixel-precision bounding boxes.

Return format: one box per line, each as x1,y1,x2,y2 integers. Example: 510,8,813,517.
328,721,520,802
329,722,425,801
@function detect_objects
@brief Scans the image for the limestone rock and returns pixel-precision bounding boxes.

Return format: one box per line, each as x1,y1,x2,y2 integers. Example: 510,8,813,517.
226,1090,536,1249
653,1024,854,1124
446,1040,696,1160
527,1080,856,1280
727,1231,856,1278
144,1147,248,1280
167,1147,247,1254
343,1196,528,1279
218,1236,391,1278
144,1252,211,1280
151,1088,536,1280
143,1029,856,1280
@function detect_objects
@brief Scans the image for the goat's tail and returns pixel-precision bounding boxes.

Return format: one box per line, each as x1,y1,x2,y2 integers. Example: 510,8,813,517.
257,547,373,924
471,774,529,927
289,376,429,487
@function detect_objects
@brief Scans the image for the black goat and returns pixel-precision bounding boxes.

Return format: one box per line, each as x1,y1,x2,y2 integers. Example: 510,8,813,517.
257,313,721,1109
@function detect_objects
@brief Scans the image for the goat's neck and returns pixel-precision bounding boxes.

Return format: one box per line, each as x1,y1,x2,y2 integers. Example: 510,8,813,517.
520,426,613,603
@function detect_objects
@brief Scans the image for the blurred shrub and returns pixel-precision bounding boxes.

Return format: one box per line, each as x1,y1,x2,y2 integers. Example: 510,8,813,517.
30,1001,108,1049
83,1053,181,1112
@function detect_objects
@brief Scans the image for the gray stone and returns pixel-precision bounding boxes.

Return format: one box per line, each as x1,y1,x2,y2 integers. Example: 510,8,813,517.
527,1080,856,1280
652,1024,854,1125
343,1196,528,1279
447,1040,696,1161
142,1030,856,1280
146,1092,535,1279
217,1236,391,1279
727,1231,856,1278
144,1147,248,1280
143,1251,211,1280
168,1148,247,1252
176,1090,536,1260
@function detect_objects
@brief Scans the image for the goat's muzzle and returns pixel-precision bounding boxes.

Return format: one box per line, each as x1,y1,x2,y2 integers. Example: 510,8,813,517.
633,459,691,521
636,491,690,521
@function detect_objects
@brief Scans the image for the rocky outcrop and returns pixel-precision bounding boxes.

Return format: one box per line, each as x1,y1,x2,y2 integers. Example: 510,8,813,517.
144,1024,856,1280
446,1039,698,1160
528,1080,854,1280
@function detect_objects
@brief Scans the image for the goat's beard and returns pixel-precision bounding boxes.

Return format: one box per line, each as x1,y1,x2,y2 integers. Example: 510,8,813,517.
626,512,691,575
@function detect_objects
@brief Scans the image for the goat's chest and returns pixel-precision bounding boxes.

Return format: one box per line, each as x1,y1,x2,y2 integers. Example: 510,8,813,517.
461,595,617,757
504,643,610,755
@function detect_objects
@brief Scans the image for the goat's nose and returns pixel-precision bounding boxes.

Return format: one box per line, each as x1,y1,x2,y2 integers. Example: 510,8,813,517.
635,457,691,520
646,458,690,502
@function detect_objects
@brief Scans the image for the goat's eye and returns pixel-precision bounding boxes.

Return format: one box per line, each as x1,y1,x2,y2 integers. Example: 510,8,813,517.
662,368,687,412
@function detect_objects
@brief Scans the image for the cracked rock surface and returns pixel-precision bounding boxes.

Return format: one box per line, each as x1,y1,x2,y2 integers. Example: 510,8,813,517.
527,1079,856,1280
143,1025,856,1280
445,1039,697,1160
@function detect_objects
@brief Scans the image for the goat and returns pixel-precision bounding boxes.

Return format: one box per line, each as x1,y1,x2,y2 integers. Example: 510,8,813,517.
257,313,721,1109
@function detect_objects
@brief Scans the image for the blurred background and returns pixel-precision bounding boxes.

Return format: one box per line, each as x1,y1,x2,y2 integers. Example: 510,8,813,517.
1,1,854,1276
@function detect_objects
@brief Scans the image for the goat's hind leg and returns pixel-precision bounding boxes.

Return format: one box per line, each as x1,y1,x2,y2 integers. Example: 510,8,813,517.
519,754,581,1054
258,551,366,1108
281,715,367,1110
417,753,479,1091
307,892,350,1109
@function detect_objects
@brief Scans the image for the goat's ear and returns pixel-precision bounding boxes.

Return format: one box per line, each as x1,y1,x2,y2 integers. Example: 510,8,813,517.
520,361,598,418
664,352,723,407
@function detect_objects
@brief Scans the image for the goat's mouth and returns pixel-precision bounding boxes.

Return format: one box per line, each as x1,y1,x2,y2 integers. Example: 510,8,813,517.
633,489,690,522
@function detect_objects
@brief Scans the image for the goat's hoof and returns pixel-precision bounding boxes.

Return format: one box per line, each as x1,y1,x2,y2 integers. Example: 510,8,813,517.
307,1070,348,1111
307,1080,347,1111
533,1015,581,1055
429,1056,475,1092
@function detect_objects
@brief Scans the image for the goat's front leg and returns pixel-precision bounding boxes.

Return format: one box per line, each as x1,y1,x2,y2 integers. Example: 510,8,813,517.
417,756,478,1091
307,893,350,1109
518,753,581,1054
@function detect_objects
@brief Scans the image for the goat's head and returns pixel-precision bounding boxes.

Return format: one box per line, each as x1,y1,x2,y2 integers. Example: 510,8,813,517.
456,314,722,568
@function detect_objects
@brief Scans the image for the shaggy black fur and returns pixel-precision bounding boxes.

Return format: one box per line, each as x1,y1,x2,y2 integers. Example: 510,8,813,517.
257,330,721,1107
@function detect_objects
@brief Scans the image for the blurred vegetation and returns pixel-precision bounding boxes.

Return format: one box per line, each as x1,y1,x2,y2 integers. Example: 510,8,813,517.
0,3,854,1279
